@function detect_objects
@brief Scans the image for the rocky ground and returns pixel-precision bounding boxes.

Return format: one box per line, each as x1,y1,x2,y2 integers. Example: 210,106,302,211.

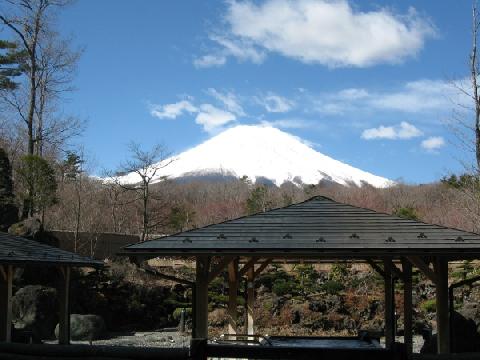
47,330,191,348
11,259,480,355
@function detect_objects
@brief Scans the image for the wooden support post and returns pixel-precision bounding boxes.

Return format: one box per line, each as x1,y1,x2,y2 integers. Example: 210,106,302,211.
246,265,255,336
367,259,385,278
239,257,257,277
208,256,234,284
58,266,71,345
402,258,413,359
384,259,395,350
407,256,437,284
435,257,450,354
193,256,210,340
253,258,272,278
227,258,238,335
0,265,13,343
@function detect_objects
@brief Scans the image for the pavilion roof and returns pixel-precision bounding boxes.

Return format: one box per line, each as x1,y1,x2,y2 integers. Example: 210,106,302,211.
0,232,103,267
121,196,480,259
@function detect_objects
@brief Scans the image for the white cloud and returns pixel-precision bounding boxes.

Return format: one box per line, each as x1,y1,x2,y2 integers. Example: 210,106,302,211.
260,118,310,129
150,100,197,119
362,121,423,140
260,93,294,113
150,98,236,133
199,0,436,68
195,104,237,132
370,79,466,113
338,88,370,100
207,88,245,116
421,136,445,151
314,79,471,116
194,54,227,68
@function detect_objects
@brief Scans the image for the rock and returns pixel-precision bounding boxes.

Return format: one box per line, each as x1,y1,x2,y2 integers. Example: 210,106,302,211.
55,314,106,341
0,204,18,232
209,308,226,327
291,310,301,324
0,148,18,231
8,218,42,238
421,311,480,354
309,300,327,313
459,302,480,331
12,285,58,341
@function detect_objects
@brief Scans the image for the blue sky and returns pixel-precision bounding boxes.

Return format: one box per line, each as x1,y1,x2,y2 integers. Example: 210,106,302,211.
59,0,475,183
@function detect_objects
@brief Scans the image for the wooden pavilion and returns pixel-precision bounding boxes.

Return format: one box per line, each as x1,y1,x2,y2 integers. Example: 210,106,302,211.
0,232,102,344
122,196,480,358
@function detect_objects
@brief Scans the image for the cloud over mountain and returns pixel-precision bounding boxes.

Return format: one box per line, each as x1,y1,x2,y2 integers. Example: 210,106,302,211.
196,0,436,68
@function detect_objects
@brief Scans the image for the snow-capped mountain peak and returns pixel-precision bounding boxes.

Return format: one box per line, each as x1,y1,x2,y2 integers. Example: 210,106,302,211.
117,125,391,188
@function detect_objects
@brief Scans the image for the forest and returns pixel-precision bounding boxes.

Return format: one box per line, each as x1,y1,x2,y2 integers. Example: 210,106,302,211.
0,1,480,245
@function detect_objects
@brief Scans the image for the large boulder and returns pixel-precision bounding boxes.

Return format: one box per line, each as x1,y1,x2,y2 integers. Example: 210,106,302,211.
459,302,480,332
0,204,18,232
55,314,106,341
0,147,18,231
12,285,58,341
421,311,480,353
8,218,42,238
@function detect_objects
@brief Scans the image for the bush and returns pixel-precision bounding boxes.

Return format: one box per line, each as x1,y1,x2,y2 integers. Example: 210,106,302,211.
272,278,297,297
330,263,349,282
172,307,192,321
321,280,344,295
420,299,436,313
393,207,419,221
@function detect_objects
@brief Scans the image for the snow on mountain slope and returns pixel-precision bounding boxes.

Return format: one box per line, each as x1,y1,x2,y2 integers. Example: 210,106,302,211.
117,125,392,188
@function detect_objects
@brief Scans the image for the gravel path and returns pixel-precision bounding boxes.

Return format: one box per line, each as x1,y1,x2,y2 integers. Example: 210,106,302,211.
48,331,191,348
56,332,426,353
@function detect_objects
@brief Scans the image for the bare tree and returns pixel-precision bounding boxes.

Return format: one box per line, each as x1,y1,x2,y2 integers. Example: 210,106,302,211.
111,142,173,241
0,0,83,217
470,1,480,172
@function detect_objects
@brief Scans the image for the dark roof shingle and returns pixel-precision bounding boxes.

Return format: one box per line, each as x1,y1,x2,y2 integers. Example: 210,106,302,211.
0,232,103,267
121,196,480,258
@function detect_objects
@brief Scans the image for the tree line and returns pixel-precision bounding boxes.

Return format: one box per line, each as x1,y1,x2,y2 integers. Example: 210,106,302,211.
2,1,480,248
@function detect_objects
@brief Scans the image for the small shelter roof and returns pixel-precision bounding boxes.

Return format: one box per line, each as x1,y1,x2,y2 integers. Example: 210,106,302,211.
0,232,103,267
122,196,480,259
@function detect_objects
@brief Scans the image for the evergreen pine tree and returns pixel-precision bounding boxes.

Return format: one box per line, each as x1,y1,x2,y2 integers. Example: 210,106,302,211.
0,39,25,90
0,148,18,230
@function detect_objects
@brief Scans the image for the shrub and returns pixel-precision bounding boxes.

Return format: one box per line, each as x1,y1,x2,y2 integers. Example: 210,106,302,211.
420,299,436,313
173,307,192,321
272,278,297,296
330,263,349,282
393,207,419,221
321,280,344,295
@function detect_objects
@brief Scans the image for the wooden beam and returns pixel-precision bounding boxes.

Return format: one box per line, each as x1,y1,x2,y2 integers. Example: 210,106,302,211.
0,265,13,343
253,258,272,278
58,266,71,345
193,256,210,339
435,257,450,354
367,259,385,278
141,267,193,286
391,263,405,282
407,256,437,284
402,258,413,359
208,257,234,284
239,257,257,277
246,265,255,336
227,258,238,335
384,259,395,350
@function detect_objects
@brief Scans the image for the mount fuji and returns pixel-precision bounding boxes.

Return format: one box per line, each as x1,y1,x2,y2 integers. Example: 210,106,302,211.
117,125,391,188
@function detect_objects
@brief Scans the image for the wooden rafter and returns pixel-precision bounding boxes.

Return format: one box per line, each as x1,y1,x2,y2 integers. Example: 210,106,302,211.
391,262,405,281
239,257,257,277
208,256,235,284
407,256,437,284
366,259,385,278
253,258,272,278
